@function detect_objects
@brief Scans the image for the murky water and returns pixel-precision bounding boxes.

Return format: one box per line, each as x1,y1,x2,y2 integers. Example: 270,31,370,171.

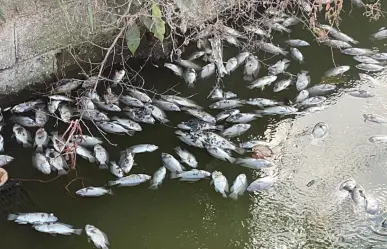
2,5,387,249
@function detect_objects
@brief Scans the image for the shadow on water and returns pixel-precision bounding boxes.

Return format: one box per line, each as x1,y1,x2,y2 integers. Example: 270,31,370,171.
2,4,387,249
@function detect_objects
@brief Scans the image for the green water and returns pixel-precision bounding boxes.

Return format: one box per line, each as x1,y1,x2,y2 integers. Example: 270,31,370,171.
2,5,387,249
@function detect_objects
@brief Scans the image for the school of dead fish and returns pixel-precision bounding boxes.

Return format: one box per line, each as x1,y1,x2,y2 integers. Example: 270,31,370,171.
5,0,387,247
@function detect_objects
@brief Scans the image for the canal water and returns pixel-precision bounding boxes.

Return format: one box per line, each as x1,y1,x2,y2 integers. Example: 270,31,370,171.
2,5,387,249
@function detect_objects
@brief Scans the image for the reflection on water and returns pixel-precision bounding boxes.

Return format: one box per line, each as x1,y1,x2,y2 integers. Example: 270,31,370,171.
2,5,387,249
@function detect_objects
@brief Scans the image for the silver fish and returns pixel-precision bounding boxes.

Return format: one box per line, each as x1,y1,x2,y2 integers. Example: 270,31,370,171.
96,121,134,135
45,149,68,176
152,99,181,112
110,162,124,178
161,153,185,173
164,63,183,77
178,119,223,131
33,222,82,235
94,144,109,169
268,59,290,75
273,78,292,92
145,104,170,123
35,108,48,128
300,96,326,107
108,174,151,187
201,132,245,154
84,90,102,102
149,166,167,190
243,55,260,81
226,113,257,123
11,99,44,113
0,135,4,152
170,169,211,181
54,79,82,93
175,58,202,71
183,68,197,87
351,185,366,207
348,90,375,98
371,53,387,60
128,89,152,103
296,90,309,103
205,146,235,163
111,117,142,131
229,174,248,200
34,128,48,153
224,91,237,99
372,28,387,40
356,63,385,72
296,71,310,91
236,52,250,65
48,95,74,102
258,41,288,55
85,225,109,249
363,114,387,124
0,155,14,167
256,106,297,115
321,38,352,49
290,47,304,63
8,212,58,225
75,145,96,163
369,135,387,144
58,104,72,123
286,39,310,47
247,176,275,191
174,147,198,168
353,56,380,64
81,76,99,89
266,22,291,33
187,51,206,61
282,17,300,27
48,100,61,114
247,75,277,89
119,95,145,107
235,158,275,169
200,63,216,79
324,27,358,44
216,109,240,121
119,150,135,174
226,57,238,74
124,108,155,124
324,65,350,77
112,69,126,86
341,48,374,56
239,140,270,149
32,153,51,175
13,124,32,147
129,144,158,154
71,135,103,147
10,115,39,127
209,87,224,100
307,84,336,96
243,26,269,37
76,187,113,197
94,101,121,112
175,130,204,148
161,95,202,109
211,171,229,198
245,98,278,107
82,109,110,122
209,99,244,109
312,122,329,139
185,108,215,123
225,35,240,47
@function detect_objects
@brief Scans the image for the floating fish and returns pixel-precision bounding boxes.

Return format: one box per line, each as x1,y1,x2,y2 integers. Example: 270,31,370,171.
94,144,109,169
13,124,32,148
247,176,275,191
33,222,82,236
108,174,151,187
206,146,235,163
312,122,329,139
229,174,248,200
183,68,197,88
273,78,292,92
164,63,183,77
76,187,113,197
85,225,110,249
174,147,198,168
170,169,211,181
149,166,167,190
111,117,142,131
324,66,350,77
34,128,49,153
286,39,310,47
211,171,229,198
8,212,58,225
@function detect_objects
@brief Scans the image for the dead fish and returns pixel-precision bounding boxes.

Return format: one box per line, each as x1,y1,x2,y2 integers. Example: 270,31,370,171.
200,63,216,79
273,78,292,92
93,101,121,112
296,71,310,91
54,79,82,93
268,59,290,76
75,145,96,163
187,51,206,61
356,63,385,72
96,121,134,135
312,122,329,139
324,66,350,77
185,108,215,123
363,114,387,124
258,41,288,55
286,39,310,47
11,99,44,113
35,107,49,127
164,63,183,77
209,99,244,110
236,52,250,65
128,89,152,103
10,116,39,127
82,76,99,89
111,117,142,131
243,55,260,81
45,149,68,175
247,76,277,90
222,124,251,137
290,47,304,63
112,69,125,86
321,38,352,49
13,124,32,148
175,58,202,71
0,155,14,168
94,144,109,169
47,100,61,114
161,95,203,109
348,90,375,98
34,128,49,153
32,153,51,174
152,99,181,112
183,68,197,88
243,26,270,37
226,57,238,74
71,135,103,147
58,104,72,123
110,162,124,178
145,104,170,123
76,187,113,197
82,109,110,122
119,95,145,108
48,95,74,102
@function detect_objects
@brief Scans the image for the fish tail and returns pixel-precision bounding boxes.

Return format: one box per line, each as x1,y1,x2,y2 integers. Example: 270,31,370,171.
215,125,224,131
73,229,83,235
227,157,236,164
148,184,159,190
161,118,170,124
22,142,32,148
58,169,68,176
107,181,117,186
229,192,239,200
7,214,18,221
284,27,292,33
126,130,136,136
281,51,289,56
36,146,43,153
107,189,114,195
243,74,253,81
170,173,179,179
234,147,246,155
247,84,256,89
99,163,109,170
88,157,96,163
221,192,228,198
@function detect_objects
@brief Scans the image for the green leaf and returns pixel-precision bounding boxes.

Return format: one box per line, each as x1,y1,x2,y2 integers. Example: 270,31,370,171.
139,15,153,32
0,6,5,23
125,23,141,55
88,3,94,33
151,2,165,42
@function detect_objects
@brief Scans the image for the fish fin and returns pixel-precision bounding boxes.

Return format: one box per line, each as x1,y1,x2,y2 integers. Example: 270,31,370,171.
170,173,179,179
281,51,289,56
36,146,43,153
229,192,239,200
160,118,170,124
7,214,18,221
22,142,32,148
149,184,159,190
221,192,228,198
107,181,117,186
352,40,359,44
243,74,253,81
58,169,68,176
235,148,246,155
215,125,224,131
227,157,236,163
210,180,214,185
88,157,96,163
99,164,109,170
247,85,255,89
126,130,136,136
73,229,83,235
284,27,292,33
107,189,114,195
188,83,195,88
